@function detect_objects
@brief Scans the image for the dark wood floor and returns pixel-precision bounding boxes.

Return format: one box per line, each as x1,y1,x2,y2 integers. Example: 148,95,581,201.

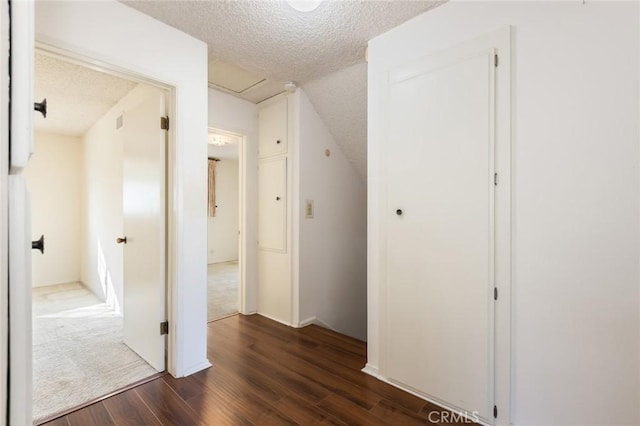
42,314,467,426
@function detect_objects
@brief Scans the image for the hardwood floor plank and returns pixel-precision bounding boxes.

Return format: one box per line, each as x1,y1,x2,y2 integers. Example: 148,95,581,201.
196,351,289,403
264,327,430,414
209,324,331,404
66,402,115,426
248,341,382,410
229,314,429,416
134,378,201,425
236,316,367,372
255,411,299,426
300,324,367,357
40,416,70,426
271,394,348,426
317,393,387,426
185,386,257,425
102,389,162,425
162,374,208,401
370,398,437,425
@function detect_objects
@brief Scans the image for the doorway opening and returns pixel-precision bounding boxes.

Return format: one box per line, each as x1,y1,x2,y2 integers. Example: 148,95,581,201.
207,128,244,321
28,49,169,423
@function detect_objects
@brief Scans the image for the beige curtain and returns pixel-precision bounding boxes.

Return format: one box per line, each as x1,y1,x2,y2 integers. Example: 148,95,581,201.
208,158,217,217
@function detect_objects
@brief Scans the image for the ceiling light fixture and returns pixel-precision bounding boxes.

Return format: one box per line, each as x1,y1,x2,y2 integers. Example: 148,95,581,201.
286,0,322,12
208,131,239,147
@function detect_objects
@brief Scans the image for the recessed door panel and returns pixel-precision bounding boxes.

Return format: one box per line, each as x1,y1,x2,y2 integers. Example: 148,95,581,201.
258,98,288,158
386,50,495,421
258,157,287,252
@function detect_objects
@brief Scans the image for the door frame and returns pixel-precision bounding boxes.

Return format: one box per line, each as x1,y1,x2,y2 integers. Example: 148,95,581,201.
206,126,248,315
33,41,178,374
1,1,10,424
369,27,512,426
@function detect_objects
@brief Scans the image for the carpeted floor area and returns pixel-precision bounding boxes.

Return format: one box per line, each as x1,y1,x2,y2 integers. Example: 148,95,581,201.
207,261,239,321
32,282,158,424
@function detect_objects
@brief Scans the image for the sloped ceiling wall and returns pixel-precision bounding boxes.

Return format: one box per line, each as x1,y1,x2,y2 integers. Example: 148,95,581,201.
302,63,368,181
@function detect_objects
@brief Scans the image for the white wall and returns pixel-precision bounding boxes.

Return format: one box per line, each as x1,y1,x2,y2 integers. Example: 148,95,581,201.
208,88,258,313
295,89,367,340
207,153,239,264
368,2,639,425
36,0,209,377
24,133,82,287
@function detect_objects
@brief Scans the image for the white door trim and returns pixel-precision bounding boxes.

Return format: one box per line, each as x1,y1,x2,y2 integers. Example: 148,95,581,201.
33,41,181,376
370,26,512,426
0,2,10,424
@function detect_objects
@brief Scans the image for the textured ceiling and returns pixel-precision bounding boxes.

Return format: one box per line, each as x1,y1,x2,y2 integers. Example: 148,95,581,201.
34,52,137,136
121,0,444,179
302,62,368,180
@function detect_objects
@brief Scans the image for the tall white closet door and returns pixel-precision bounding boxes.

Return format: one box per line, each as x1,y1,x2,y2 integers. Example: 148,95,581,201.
386,50,495,421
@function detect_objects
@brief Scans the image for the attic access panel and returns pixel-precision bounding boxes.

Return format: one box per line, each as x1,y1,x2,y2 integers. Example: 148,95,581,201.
208,58,266,93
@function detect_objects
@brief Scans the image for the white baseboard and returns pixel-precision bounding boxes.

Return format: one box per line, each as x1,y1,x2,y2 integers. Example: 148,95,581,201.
295,316,335,330
255,312,292,327
361,363,380,378
373,373,492,426
179,359,212,377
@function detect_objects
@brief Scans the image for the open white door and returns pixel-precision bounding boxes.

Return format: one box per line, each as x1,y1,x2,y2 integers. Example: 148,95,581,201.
8,177,32,426
6,1,35,424
121,89,167,372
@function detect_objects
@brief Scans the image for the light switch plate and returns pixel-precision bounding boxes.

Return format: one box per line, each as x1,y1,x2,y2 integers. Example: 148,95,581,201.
305,199,314,219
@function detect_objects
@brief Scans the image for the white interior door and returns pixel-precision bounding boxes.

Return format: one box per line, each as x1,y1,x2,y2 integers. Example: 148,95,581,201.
8,177,32,426
6,1,35,424
386,47,496,421
122,89,167,372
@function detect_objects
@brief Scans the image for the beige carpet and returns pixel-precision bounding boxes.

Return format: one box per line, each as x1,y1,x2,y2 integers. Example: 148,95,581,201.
207,261,239,321
32,282,158,424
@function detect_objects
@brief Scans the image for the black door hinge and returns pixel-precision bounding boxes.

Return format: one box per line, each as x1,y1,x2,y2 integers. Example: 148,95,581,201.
494,172,498,186
494,287,498,301
494,405,498,418
160,116,170,131
494,54,499,67
160,321,169,335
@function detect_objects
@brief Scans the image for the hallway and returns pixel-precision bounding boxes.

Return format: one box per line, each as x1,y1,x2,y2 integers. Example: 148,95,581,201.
42,314,464,425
